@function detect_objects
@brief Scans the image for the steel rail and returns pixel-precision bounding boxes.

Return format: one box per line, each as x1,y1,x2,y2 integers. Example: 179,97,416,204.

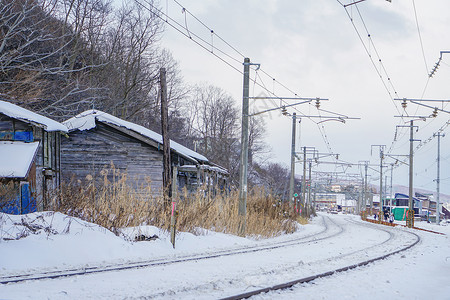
220,220,420,300
0,216,344,285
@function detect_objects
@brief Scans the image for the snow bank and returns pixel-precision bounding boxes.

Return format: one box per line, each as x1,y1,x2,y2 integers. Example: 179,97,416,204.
0,212,134,272
0,211,257,274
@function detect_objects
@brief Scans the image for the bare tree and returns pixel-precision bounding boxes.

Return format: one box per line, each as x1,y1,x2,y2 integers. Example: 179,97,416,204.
248,114,269,165
0,0,175,122
253,162,291,200
99,2,162,118
0,0,114,119
185,84,239,174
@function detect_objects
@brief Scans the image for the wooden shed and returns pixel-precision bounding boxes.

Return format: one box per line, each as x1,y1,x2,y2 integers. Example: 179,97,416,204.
61,110,228,196
0,101,68,214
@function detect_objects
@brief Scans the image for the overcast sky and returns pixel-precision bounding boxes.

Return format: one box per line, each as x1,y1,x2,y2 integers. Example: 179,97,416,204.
157,0,450,196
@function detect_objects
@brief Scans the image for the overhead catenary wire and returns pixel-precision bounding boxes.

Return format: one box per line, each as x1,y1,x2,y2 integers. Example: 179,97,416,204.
412,0,429,75
139,0,310,115
138,0,391,177
171,0,246,59
168,0,309,111
338,2,403,113
166,0,450,190
157,0,343,156
170,0,311,106
335,1,409,155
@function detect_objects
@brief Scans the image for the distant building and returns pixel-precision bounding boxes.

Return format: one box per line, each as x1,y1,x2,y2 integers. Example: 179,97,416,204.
330,185,341,193
61,110,228,196
315,193,346,210
372,194,380,209
0,101,68,214
415,192,436,219
393,193,422,214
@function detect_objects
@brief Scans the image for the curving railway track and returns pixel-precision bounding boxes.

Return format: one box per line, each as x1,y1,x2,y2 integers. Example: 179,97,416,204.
0,214,422,299
0,215,341,285
220,217,421,300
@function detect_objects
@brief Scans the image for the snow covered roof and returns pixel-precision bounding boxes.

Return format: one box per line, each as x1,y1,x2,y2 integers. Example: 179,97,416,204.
394,193,420,201
178,164,229,175
64,110,208,163
0,141,39,178
0,100,68,132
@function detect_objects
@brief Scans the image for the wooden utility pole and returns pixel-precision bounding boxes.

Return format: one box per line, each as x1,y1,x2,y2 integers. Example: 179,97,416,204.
160,67,171,202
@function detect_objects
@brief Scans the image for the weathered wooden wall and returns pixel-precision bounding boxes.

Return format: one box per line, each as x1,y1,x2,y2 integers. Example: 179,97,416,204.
0,115,62,212
61,122,164,196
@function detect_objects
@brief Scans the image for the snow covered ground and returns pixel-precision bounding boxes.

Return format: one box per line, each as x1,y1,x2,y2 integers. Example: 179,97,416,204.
0,211,449,299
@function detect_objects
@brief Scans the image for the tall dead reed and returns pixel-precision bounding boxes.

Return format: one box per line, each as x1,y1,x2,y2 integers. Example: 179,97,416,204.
54,169,299,238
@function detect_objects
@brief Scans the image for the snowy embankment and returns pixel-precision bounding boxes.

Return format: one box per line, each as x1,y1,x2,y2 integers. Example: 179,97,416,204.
0,212,449,299
0,211,261,274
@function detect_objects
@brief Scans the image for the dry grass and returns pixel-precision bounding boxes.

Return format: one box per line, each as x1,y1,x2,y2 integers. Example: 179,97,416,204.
0,181,17,212
53,170,300,238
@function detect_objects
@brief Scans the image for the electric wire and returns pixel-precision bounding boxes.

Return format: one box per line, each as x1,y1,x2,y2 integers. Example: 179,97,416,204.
135,0,244,74
354,4,400,102
171,0,246,59
412,0,429,75
166,1,344,156
335,0,410,156
137,0,290,113
338,2,403,115
170,0,311,114
141,0,405,181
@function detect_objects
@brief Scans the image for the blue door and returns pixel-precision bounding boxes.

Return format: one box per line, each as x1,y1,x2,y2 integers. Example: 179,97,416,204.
20,182,36,214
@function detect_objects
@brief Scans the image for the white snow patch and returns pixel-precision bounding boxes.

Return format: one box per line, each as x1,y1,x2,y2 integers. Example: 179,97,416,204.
0,141,39,178
0,212,449,299
0,100,67,132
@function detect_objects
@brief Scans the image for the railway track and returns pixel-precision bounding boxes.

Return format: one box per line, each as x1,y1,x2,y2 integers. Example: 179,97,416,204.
220,218,421,300
0,215,343,285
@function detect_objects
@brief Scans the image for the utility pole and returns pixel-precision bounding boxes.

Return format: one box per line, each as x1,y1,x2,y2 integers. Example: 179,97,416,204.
371,146,385,220
379,148,384,222
238,58,250,236
394,119,421,228
308,159,312,210
393,98,450,226
359,177,364,214
170,166,178,248
435,132,445,225
313,183,317,209
390,164,394,210
384,175,387,211
364,162,369,214
407,120,415,228
160,68,171,204
302,146,307,217
289,113,296,209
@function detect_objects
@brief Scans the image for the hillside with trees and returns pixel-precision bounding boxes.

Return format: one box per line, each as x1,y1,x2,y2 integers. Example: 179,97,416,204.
0,0,292,195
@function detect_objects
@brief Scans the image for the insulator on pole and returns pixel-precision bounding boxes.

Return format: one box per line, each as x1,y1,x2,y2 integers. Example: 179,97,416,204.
401,99,407,109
